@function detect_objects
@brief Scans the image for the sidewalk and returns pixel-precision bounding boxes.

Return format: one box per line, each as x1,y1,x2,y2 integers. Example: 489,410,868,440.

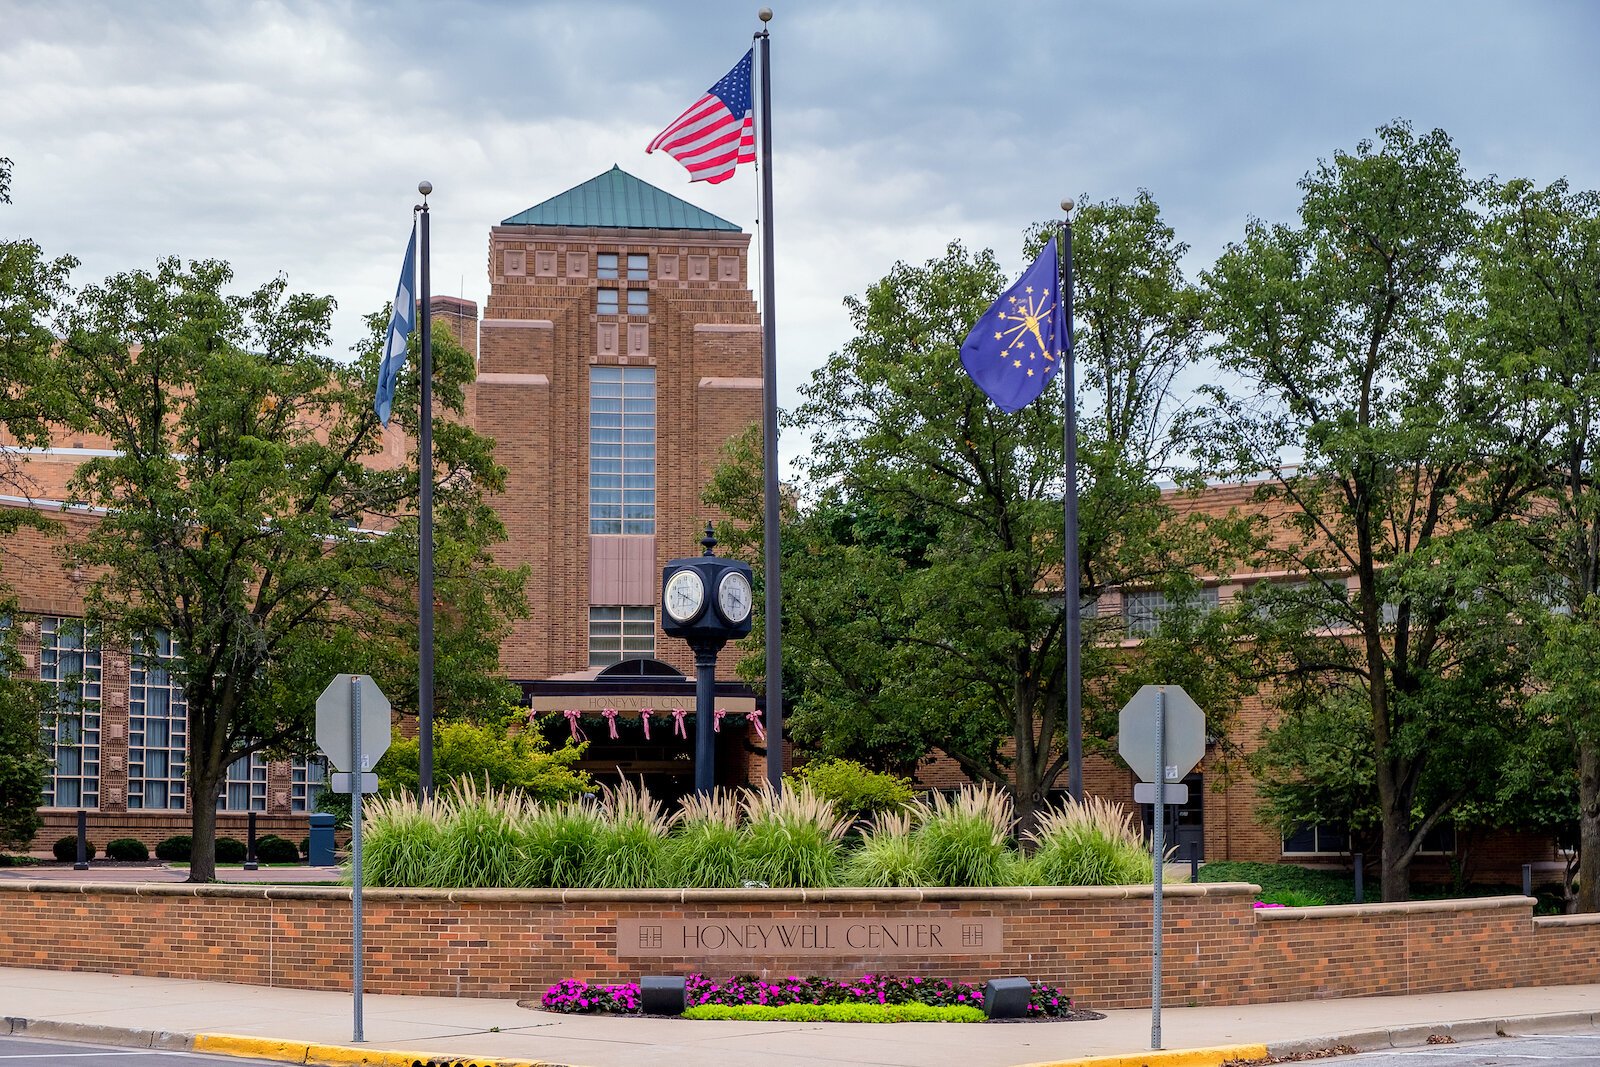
2,966,1598,1067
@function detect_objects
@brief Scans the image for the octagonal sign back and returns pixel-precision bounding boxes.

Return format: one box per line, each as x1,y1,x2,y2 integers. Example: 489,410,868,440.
315,673,392,773
1117,683,1205,785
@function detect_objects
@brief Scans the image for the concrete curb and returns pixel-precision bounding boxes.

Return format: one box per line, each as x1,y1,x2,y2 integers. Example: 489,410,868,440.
1010,1045,1271,1067
193,1031,565,1066
1264,1010,1600,1057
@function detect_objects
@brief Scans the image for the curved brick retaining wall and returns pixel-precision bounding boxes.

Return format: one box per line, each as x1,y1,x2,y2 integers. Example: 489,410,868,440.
0,881,1593,1008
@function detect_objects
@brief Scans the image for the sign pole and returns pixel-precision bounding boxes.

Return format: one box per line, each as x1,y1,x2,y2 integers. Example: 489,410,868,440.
350,674,365,1043
1151,685,1165,1050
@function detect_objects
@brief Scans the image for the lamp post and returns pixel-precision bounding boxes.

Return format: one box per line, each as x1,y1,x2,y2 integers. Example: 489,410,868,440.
662,524,754,794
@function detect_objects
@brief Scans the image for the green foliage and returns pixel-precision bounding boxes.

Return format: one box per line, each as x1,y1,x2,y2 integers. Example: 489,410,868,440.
682,1003,986,1023
377,715,591,804
1197,861,1356,905
1026,796,1154,886
104,837,149,862
915,784,1017,888
738,784,848,888
254,834,299,864
33,256,525,882
361,792,444,886
155,835,192,862
660,790,743,889
0,621,51,851
840,811,931,887
520,802,603,890
786,758,915,824
423,778,528,889
52,835,93,861
585,780,668,889
214,837,247,863
1259,889,1326,907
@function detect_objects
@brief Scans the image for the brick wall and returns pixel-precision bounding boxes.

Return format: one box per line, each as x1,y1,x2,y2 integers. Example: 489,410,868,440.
0,882,1587,1009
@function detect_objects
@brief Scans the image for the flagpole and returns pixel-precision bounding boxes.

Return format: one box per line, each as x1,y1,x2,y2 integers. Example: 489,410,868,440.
755,8,783,791
1061,199,1082,801
417,180,436,800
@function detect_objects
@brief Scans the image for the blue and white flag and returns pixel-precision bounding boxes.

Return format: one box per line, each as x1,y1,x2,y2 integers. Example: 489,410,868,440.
374,222,417,427
959,237,1070,413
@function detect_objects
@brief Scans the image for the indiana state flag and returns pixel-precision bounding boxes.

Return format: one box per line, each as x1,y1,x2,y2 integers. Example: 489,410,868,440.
959,237,1070,413
374,222,417,427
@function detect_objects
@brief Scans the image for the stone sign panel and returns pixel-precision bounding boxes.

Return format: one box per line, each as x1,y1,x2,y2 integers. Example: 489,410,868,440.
617,915,1003,957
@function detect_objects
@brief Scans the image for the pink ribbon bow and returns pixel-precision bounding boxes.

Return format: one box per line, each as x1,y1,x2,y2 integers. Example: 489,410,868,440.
601,707,620,739
671,707,688,739
563,708,586,742
639,707,653,741
714,707,727,733
746,709,766,741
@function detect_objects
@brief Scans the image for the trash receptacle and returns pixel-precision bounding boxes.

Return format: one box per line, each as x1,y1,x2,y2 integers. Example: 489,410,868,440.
308,813,336,866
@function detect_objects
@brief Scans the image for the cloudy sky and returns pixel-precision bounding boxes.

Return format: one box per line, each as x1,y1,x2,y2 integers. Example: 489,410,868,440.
4,1,1598,470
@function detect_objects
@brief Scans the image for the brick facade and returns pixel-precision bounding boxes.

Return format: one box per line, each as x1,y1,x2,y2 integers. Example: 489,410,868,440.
0,882,1591,1008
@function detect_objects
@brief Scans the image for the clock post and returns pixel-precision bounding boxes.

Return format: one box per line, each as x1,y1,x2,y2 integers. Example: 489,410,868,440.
662,523,755,794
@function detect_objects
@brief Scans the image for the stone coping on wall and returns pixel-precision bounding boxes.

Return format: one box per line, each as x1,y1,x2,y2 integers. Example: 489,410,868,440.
0,880,1263,903
1534,912,1600,928
1254,895,1534,920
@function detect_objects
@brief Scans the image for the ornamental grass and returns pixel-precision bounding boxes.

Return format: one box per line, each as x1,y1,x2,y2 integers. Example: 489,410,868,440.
660,789,744,888
738,782,849,888
841,810,932,887
586,778,669,889
427,777,530,888
1026,795,1155,886
358,789,443,887
520,800,604,888
915,783,1019,888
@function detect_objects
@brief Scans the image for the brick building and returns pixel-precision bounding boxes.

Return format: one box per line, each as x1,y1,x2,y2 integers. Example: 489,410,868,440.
0,166,769,845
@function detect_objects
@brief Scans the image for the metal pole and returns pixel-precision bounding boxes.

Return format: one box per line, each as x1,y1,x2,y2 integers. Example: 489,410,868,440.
1522,863,1533,898
244,811,258,871
694,647,718,795
417,186,435,801
1151,685,1165,1050
755,13,783,791
350,675,365,1043
1060,207,1081,801
74,809,88,870
1353,852,1364,905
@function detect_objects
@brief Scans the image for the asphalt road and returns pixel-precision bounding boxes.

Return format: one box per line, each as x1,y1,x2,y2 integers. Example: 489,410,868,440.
0,1035,263,1064
1338,1033,1600,1067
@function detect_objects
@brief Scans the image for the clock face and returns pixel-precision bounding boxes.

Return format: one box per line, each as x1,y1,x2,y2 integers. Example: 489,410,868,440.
663,568,706,623
717,570,753,624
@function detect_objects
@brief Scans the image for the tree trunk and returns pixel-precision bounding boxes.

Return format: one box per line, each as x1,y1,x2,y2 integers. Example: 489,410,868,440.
1578,741,1600,913
188,775,220,883
1379,798,1413,902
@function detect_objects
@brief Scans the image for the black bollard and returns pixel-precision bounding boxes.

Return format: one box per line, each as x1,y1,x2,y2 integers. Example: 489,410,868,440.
244,811,259,871
74,810,89,870
1353,852,1364,904
1522,863,1532,898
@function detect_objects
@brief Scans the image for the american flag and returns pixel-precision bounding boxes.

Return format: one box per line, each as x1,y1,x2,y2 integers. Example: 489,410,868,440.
646,49,755,185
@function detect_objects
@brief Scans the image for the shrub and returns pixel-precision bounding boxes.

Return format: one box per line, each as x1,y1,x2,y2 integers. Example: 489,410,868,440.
684,1003,985,1023
52,835,95,861
1196,861,1356,904
1259,888,1326,907
377,714,591,803
424,778,529,888
105,837,149,862
841,811,931,887
214,836,247,863
254,834,299,865
661,790,743,888
1026,796,1154,886
738,783,848,888
916,784,1018,887
155,835,191,862
520,800,603,889
586,779,667,888
541,978,641,1014
786,758,916,824
361,791,443,886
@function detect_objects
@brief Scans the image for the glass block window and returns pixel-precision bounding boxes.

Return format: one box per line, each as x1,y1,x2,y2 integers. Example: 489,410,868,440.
128,629,187,810
597,288,619,315
597,253,619,279
218,752,268,812
626,289,649,315
291,757,328,813
1124,587,1220,637
589,366,656,534
589,606,655,666
38,617,101,809
626,254,649,279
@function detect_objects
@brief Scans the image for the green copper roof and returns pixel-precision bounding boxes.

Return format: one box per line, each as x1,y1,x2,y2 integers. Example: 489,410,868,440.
502,165,741,232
